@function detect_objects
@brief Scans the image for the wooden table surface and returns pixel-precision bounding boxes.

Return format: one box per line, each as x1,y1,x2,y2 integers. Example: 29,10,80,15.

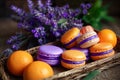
0,18,120,80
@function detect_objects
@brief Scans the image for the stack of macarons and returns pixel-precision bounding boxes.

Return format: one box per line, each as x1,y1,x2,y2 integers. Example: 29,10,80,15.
60,26,100,62
36,25,117,69
60,25,116,62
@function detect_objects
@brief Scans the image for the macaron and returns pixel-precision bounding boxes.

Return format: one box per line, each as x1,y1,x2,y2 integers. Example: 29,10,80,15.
71,47,90,61
37,45,63,66
61,27,80,48
90,42,115,60
77,31,99,48
80,25,94,34
61,50,86,69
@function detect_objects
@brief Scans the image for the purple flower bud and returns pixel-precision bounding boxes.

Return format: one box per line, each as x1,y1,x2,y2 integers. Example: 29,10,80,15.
80,3,91,15
38,38,43,44
54,32,61,37
83,9,88,15
31,29,35,33
86,3,91,9
12,43,20,50
7,36,18,44
11,5,25,16
62,12,68,18
80,3,86,9
17,23,22,28
27,0,34,13
7,39,12,44
34,33,39,38
46,0,52,6
64,4,69,9
38,0,44,8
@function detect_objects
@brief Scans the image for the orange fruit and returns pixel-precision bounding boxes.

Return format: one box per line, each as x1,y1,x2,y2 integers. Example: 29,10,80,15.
98,29,117,47
7,50,33,76
23,61,54,80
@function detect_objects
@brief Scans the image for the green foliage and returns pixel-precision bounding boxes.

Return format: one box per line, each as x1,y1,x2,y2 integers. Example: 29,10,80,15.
83,70,100,80
83,0,115,30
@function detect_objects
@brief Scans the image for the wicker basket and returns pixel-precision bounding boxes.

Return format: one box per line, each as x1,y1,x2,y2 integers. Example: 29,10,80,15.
0,37,120,80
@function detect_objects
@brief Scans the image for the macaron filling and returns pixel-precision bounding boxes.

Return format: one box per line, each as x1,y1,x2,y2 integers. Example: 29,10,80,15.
38,54,60,60
91,49,113,56
62,58,85,64
38,51,61,57
64,34,80,47
78,35,98,46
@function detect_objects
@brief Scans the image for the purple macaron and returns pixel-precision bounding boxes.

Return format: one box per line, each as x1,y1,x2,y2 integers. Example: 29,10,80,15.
71,47,90,61
37,45,63,66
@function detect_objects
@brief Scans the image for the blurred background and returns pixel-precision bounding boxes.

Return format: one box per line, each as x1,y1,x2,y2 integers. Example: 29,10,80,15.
0,0,120,18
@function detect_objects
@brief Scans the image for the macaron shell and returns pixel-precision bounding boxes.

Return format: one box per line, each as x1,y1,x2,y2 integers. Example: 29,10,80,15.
77,31,99,48
38,45,63,55
61,27,80,44
62,50,86,61
91,50,115,60
80,25,94,34
90,42,113,53
61,61,85,69
70,47,89,56
65,41,77,48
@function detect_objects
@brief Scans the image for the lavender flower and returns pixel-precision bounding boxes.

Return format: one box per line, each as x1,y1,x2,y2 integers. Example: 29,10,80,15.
0,48,13,58
80,3,91,15
8,0,92,50
27,0,34,13
38,0,44,8
46,0,52,6
7,33,25,44
11,5,25,16
7,36,18,44
11,37,29,50
32,26,46,38
12,43,21,50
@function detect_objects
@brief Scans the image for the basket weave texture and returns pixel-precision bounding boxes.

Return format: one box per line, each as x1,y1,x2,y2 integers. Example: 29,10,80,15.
0,37,120,80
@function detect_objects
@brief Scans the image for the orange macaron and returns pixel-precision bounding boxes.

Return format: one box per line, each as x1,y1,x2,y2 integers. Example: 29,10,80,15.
61,50,86,69
90,42,115,60
61,27,80,48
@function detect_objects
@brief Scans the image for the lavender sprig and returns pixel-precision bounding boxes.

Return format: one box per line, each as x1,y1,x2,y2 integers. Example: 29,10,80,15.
7,33,26,44
11,38,28,50
0,48,13,58
38,0,44,8
27,0,34,13
46,0,52,6
32,26,46,38
9,1,92,50
11,5,25,16
31,26,46,44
